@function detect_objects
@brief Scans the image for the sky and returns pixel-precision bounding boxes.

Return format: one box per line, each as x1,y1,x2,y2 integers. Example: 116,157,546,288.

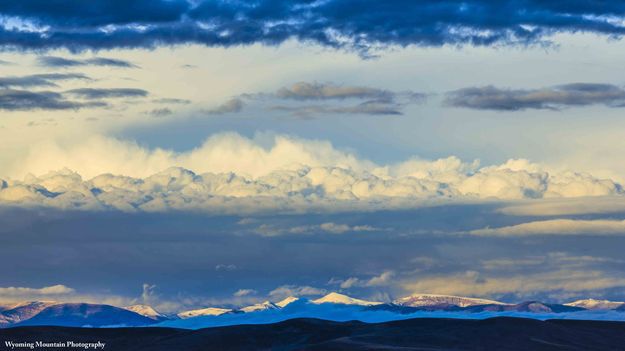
3,0,625,313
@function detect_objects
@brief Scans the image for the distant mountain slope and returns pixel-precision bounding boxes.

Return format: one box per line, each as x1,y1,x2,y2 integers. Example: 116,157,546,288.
464,301,586,313
0,302,59,326
2,317,625,351
16,303,157,327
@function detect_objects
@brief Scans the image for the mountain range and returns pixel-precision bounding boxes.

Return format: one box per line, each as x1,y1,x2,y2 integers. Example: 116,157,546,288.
1,293,625,329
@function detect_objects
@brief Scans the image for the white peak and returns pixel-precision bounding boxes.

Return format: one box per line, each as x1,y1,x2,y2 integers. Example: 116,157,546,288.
394,294,505,307
564,299,625,310
275,296,300,308
177,307,232,319
240,301,279,313
124,304,165,319
312,292,382,306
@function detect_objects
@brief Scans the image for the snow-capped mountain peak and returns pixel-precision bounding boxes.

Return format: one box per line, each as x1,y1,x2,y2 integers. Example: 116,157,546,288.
240,301,279,313
177,307,232,319
394,294,506,307
124,304,166,320
275,296,300,308
312,292,382,306
564,299,625,310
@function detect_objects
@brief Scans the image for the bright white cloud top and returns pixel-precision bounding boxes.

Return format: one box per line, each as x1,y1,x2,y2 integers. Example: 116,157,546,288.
0,133,621,213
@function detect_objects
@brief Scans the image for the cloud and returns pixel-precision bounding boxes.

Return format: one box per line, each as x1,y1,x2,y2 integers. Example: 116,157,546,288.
229,82,426,117
65,88,148,99
263,82,424,117
153,98,191,105
331,271,394,289
0,89,107,111
498,197,625,217
268,285,326,300
366,271,395,287
0,284,74,298
233,289,256,297
253,222,381,236
269,102,404,117
0,59,13,65
204,98,244,114
479,253,623,272
37,56,138,68
275,82,394,101
0,73,91,88
403,269,625,297
445,84,625,111
215,264,237,271
146,108,173,117
471,219,625,237
141,283,157,304
0,133,623,213
3,1,625,54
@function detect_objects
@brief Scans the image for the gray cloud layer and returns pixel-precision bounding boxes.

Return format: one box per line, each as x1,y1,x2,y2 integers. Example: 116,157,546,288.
0,73,91,89
37,56,139,68
205,98,244,115
275,82,395,101
65,88,149,99
0,89,107,111
227,82,424,117
445,83,625,111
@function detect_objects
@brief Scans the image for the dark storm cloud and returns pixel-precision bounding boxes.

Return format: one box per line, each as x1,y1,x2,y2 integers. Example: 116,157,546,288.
0,89,107,111
4,1,625,54
0,73,91,88
37,56,139,68
65,88,148,99
445,83,625,111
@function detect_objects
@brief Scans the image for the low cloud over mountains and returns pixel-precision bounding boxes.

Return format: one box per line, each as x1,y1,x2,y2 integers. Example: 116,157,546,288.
0,133,621,213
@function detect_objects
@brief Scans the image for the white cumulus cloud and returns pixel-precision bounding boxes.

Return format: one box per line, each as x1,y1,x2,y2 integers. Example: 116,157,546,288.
0,133,622,214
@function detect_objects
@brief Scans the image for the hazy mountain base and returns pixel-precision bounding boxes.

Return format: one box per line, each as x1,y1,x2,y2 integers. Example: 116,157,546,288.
2,317,625,351
159,299,625,329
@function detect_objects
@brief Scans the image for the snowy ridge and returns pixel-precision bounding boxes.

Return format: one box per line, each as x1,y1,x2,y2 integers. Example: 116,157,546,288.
124,305,167,320
312,292,382,306
240,301,279,313
564,299,625,310
394,294,506,308
177,307,232,319
276,297,300,308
